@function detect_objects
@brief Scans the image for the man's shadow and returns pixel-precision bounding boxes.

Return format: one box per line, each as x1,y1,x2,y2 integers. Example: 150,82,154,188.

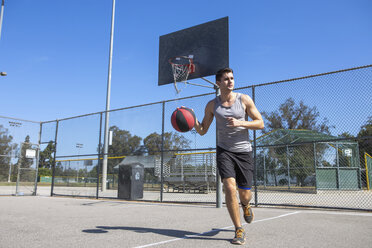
82,226,232,242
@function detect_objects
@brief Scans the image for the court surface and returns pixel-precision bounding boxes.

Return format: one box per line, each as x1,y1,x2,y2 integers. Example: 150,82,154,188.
1,196,371,248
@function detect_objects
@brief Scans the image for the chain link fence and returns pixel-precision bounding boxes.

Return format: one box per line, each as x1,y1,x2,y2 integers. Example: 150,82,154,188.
0,116,40,195
247,65,372,210
2,65,371,210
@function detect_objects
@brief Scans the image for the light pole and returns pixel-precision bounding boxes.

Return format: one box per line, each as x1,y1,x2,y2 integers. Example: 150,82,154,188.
1,0,7,77
0,0,5,40
76,143,83,181
102,0,116,192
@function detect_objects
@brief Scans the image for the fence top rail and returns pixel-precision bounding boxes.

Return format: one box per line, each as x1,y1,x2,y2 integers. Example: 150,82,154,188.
40,64,372,124
175,151,216,156
236,64,372,90
55,155,126,162
0,115,40,124
317,167,361,169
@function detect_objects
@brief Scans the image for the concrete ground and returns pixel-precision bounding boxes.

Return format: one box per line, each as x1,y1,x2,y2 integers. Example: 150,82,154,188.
1,196,372,248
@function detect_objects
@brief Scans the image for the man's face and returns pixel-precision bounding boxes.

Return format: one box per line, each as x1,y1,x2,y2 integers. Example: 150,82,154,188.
217,72,234,91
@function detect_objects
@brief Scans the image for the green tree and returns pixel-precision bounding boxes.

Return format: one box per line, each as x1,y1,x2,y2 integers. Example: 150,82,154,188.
261,98,334,186
39,141,55,168
339,132,354,138
104,126,142,173
17,136,34,168
358,116,372,157
107,126,142,156
38,167,52,177
144,132,191,183
0,125,17,181
257,151,281,186
143,131,191,155
14,136,35,182
262,98,334,134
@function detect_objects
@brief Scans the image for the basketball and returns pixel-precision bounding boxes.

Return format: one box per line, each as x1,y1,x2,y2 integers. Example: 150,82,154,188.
171,107,195,132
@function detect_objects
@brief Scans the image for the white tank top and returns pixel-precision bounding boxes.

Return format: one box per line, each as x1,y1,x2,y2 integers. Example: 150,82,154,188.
214,93,252,152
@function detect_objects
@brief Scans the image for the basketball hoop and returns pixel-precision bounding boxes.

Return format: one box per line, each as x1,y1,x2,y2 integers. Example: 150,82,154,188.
169,55,195,93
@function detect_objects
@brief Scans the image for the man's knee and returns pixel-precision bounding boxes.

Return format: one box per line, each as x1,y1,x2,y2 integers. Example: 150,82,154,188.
238,188,252,203
238,188,252,195
223,178,237,193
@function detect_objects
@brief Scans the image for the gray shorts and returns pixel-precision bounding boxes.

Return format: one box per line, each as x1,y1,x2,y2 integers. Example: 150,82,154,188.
216,146,254,190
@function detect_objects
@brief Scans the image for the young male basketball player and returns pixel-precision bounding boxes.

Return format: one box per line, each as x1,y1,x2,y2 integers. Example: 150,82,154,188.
194,68,264,245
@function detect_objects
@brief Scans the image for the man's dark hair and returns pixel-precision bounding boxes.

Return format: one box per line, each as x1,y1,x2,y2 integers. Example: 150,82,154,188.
216,68,233,82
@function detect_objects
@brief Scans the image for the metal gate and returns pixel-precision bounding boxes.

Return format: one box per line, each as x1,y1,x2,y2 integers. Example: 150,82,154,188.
14,142,40,195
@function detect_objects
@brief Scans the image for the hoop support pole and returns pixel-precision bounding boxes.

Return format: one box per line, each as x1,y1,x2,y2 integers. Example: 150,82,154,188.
183,77,220,90
201,77,219,88
185,81,214,89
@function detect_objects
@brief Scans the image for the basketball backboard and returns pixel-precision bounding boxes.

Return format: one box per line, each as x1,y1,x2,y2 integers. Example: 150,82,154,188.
158,17,229,86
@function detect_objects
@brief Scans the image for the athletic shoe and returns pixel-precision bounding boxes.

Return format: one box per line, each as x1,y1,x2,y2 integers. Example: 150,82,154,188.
231,227,246,245
242,203,254,223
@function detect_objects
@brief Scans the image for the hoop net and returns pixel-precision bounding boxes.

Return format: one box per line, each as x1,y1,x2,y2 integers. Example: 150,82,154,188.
169,56,195,94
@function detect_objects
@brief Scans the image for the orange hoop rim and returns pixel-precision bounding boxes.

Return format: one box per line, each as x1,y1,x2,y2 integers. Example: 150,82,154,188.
169,56,195,74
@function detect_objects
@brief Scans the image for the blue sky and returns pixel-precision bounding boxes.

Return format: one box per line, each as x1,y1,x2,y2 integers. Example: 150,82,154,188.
0,0,371,122
0,0,371,154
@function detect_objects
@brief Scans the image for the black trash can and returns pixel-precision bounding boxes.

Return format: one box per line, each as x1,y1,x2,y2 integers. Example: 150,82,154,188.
118,163,144,200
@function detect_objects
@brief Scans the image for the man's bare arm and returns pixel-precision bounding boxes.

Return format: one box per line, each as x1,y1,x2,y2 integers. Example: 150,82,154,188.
194,100,215,136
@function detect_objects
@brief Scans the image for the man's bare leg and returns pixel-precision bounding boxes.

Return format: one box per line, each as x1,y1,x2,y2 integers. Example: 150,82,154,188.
238,188,252,206
224,178,246,245
239,188,254,223
223,177,241,228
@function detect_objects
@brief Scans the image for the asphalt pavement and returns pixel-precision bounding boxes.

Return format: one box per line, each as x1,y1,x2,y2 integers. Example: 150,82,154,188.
1,196,372,248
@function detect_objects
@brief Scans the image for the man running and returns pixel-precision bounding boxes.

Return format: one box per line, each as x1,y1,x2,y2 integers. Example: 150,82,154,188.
194,68,264,245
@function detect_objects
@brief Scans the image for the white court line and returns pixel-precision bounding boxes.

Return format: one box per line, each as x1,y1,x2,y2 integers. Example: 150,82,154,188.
134,211,300,248
296,210,372,217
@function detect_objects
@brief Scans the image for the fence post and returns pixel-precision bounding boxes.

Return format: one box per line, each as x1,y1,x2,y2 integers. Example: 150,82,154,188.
160,101,165,202
216,87,223,208
263,153,266,189
336,142,340,189
96,113,103,199
15,143,22,195
51,120,59,196
314,142,318,191
252,86,258,207
33,122,43,195
286,145,291,190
